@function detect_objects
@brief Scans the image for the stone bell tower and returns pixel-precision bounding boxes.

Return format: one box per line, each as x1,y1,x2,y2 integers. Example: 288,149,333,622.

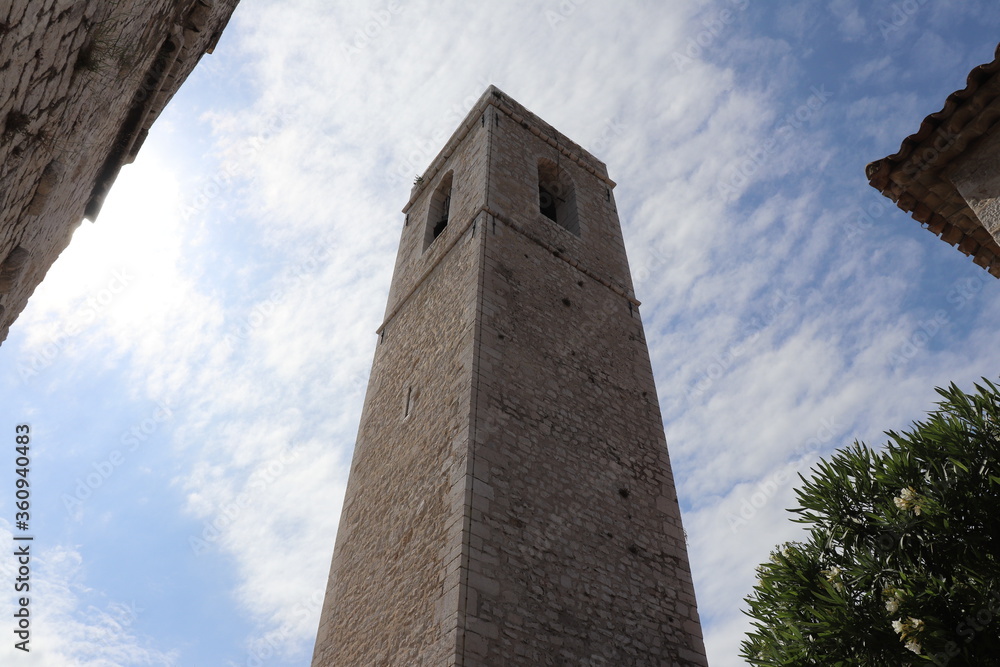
311,86,708,666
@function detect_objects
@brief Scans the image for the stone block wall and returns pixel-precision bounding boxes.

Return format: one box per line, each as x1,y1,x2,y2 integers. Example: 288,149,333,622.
456,91,707,666
950,127,1000,239
0,0,239,343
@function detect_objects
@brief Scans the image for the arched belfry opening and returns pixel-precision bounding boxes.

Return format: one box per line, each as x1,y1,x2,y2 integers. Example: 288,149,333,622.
537,158,578,235
424,171,453,250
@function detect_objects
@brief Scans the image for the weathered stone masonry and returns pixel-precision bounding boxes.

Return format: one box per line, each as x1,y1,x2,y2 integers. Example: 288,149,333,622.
0,0,239,343
313,86,708,666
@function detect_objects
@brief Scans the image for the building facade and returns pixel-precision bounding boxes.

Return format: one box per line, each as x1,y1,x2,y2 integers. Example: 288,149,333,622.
867,43,1000,277
312,86,708,666
0,0,240,343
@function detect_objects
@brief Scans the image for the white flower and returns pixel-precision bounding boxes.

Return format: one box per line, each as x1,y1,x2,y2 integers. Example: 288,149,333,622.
893,486,923,515
822,566,844,593
884,587,904,614
892,617,925,652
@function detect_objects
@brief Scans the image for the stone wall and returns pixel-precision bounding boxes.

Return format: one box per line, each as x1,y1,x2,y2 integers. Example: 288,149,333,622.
950,128,1000,239
0,0,240,343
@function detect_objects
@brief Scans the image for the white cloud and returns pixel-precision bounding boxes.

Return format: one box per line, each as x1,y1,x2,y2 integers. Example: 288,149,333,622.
829,0,866,41
0,526,176,666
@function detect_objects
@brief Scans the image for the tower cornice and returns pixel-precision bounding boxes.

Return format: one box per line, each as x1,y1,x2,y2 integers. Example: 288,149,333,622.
403,85,616,216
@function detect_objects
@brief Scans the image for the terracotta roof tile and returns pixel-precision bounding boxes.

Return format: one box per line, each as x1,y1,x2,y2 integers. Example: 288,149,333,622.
867,43,1000,180
866,43,1000,277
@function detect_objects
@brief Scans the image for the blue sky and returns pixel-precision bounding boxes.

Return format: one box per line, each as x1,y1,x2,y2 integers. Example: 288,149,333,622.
3,1,1000,665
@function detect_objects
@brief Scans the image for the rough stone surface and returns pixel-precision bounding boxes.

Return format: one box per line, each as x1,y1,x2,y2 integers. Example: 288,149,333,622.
312,86,708,666
950,127,1000,237
0,0,239,344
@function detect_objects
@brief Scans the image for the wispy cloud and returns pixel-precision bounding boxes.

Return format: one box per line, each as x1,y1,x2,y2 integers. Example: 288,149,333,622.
0,527,176,665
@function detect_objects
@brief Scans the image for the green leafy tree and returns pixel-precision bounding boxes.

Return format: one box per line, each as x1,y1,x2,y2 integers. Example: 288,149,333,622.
741,380,1000,666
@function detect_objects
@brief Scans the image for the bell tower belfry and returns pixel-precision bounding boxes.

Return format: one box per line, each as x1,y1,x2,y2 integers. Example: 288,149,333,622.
311,86,709,666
